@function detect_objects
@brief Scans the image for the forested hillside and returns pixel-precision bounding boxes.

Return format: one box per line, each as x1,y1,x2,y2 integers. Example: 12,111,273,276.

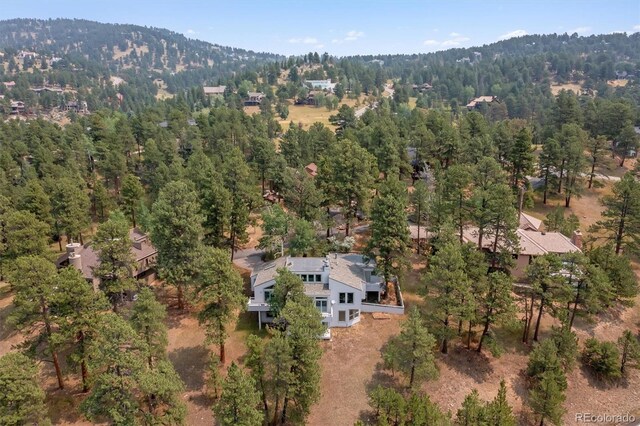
1,18,640,426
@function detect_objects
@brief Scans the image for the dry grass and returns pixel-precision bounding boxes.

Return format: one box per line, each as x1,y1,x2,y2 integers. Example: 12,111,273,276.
550,82,583,96
608,79,629,87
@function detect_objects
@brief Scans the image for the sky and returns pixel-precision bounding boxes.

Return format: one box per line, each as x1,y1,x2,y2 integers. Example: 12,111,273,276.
2,0,639,56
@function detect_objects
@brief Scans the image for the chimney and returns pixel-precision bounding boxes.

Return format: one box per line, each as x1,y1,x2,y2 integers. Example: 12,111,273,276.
69,252,82,272
66,242,81,255
571,230,583,250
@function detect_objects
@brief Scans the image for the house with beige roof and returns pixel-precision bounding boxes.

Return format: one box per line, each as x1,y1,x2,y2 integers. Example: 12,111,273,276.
462,212,582,278
247,254,404,332
466,95,499,110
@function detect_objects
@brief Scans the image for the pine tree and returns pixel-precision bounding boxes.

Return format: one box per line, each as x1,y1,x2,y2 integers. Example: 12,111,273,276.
589,173,640,255
258,205,291,258
582,338,621,380
120,174,145,227
485,380,516,426
214,362,264,426
53,267,110,392
51,176,91,246
529,370,566,426
382,306,438,387
455,389,484,425
366,177,411,284
588,244,638,302
0,352,51,426
9,256,65,389
618,330,640,375
410,180,430,254
80,313,147,425
92,211,137,312
195,247,245,364
476,271,514,353
527,339,568,392
130,287,168,368
423,237,471,354
526,254,565,342
150,180,204,310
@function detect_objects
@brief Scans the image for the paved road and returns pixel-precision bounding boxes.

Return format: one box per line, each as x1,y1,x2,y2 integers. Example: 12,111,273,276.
354,84,394,118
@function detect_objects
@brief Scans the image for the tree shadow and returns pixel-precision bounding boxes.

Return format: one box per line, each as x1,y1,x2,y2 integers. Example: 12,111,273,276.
168,345,209,397
358,362,401,424
579,363,630,391
437,344,494,384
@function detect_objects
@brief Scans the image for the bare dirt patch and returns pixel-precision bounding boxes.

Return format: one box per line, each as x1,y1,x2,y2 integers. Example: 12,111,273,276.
550,82,583,96
608,79,629,87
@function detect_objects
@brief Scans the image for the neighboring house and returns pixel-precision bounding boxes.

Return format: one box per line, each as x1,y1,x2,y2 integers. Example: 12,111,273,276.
247,254,404,331
244,91,265,106
304,79,337,92
65,101,88,114
10,101,25,114
411,83,432,93
2,81,16,88
203,85,226,96
57,228,158,287
462,212,582,279
466,95,499,110
304,162,318,177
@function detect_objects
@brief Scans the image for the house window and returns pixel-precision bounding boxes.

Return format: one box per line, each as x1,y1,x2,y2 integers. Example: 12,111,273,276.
315,274,322,282
301,274,307,282
339,292,354,304
264,290,273,302
338,310,346,321
349,309,359,320
315,298,328,313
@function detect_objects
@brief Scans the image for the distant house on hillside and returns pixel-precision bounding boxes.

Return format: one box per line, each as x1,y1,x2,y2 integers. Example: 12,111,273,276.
466,95,499,110
57,228,158,287
2,81,16,88
412,83,432,93
247,254,404,333
10,101,25,114
244,92,265,106
304,79,337,92
65,101,88,114
203,85,226,96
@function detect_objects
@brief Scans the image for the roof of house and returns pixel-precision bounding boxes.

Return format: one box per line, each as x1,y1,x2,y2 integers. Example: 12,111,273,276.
251,254,379,291
466,96,497,108
57,228,157,280
305,162,318,177
519,212,542,231
247,91,264,98
462,226,580,256
203,85,226,95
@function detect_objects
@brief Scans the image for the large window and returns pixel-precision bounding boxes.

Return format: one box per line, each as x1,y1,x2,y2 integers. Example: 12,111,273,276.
339,292,354,304
264,289,273,302
338,310,346,321
349,309,359,320
315,297,328,313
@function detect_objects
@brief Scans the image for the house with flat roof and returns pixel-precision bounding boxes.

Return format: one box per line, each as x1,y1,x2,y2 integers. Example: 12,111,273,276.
203,85,226,96
304,79,337,92
57,228,158,287
247,254,404,331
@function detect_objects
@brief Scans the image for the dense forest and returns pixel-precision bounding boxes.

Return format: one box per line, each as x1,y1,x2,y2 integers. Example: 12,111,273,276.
1,18,640,426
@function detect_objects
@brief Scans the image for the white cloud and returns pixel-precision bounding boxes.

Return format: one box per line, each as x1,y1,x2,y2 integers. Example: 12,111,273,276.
333,30,364,43
315,44,324,49
633,24,640,31
570,26,592,34
186,29,197,35
498,29,527,40
423,34,470,49
288,37,319,44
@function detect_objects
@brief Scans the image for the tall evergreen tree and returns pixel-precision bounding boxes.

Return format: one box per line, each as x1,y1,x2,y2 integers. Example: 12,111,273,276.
366,177,411,285
382,306,438,388
120,174,145,227
150,180,204,310
9,256,65,389
92,211,137,312
0,352,51,426
214,362,264,426
195,247,245,364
